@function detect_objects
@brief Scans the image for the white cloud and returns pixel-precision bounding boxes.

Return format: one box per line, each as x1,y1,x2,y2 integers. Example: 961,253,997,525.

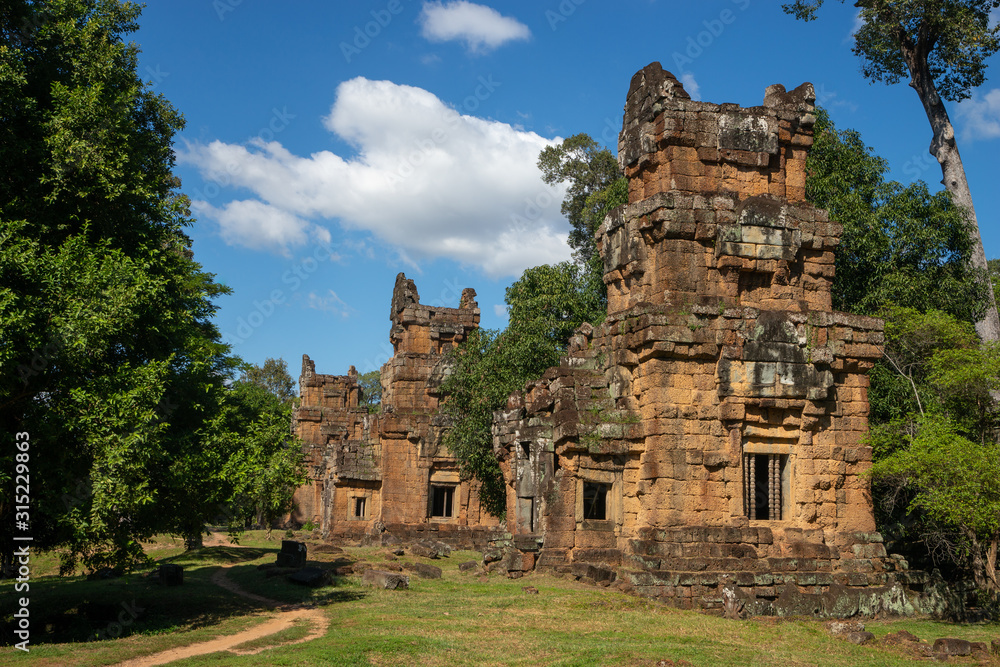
306,290,354,318
957,88,1000,140
179,77,571,278
493,303,507,318
849,10,864,38
190,199,331,256
419,1,530,53
680,72,701,101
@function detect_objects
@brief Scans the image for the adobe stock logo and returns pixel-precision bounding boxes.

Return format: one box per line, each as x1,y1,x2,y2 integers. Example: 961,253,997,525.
671,0,751,74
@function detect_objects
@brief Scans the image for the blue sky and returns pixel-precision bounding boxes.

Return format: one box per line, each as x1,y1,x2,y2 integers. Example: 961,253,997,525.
133,1,1000,383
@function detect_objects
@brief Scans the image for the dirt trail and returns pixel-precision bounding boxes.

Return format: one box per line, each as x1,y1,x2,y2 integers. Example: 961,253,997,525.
116,534,330,666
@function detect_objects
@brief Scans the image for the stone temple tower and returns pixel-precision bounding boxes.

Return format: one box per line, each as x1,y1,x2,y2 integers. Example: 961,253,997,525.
493,63,931,616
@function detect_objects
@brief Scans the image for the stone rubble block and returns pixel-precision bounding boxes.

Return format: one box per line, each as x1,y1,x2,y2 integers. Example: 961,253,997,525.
362,569,410,590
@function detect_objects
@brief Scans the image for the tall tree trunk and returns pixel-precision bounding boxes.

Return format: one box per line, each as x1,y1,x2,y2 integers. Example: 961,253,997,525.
184,531,203,551
987,533,1000,593
905,49,1000,342
965,528,989,590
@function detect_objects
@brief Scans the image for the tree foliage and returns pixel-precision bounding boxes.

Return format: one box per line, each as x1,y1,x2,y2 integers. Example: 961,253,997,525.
784,0,1000,340
0,0,240,572
240,357,296,403
808,108,985,321
870,414,1000,592
440,262,610,515
784,0,1000,103
867,306,1000,589
537,133,624,264
215,378,306,539
439,325,563,517
441,137,627,516
358,369,382,414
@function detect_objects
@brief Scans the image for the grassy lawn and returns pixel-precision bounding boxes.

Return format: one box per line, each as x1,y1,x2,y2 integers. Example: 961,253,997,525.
2,530,999,666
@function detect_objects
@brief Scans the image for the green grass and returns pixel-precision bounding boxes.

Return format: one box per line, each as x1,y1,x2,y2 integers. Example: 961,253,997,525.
3,532,1000,666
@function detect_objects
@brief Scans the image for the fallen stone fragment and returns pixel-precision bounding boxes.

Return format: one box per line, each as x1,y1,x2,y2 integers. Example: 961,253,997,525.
844,631,874,645
933,637,972,656
458,561,478,572
482,548,503,563
881,630,921,645
362,569,410,590
410,544,439,559
824,620,865,636
413,563,442,579
276,540,307,568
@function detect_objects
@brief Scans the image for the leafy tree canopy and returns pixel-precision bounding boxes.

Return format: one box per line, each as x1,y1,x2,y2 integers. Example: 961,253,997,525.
358,369,382,414
216,378,306,539
784,0,1000,102
0,0,237,572
538,133,624,264
240,357,296,403
866,306,1000,588
441,137,627,516
784,0,1000,341
809,108,986,322
870,413,1000,592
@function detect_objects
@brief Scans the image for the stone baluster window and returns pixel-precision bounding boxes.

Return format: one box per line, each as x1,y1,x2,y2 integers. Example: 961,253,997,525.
744,453,786,520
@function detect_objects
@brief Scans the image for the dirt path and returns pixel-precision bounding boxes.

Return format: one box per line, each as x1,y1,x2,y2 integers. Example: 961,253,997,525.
116,534,330,666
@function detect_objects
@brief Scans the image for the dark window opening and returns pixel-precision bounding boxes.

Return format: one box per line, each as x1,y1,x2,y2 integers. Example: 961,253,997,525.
521,442,530,459
431,485,455,518
583,482,609,521
744,453,786,520
738,270,772,297
354,497,366,518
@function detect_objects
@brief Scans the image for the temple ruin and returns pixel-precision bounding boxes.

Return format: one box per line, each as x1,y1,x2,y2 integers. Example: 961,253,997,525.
292,273,500,548
493,63,932,615
291,62,936,616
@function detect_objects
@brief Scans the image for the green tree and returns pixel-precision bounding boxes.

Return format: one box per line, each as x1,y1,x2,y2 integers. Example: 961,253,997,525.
216,380,306,540
784,0,1000,341
0,0,235,572
240,357,296,403
440,137,627,516
505,261,608,344
538,133,624,264
808,109,986,323
441,240,618,517
867,307,1000,588
439,326,560,516
358,369,382,414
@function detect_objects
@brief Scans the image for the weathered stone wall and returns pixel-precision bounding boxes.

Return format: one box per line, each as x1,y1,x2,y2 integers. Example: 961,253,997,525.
291,358,381,534
292,273,501,543
493,63,931,616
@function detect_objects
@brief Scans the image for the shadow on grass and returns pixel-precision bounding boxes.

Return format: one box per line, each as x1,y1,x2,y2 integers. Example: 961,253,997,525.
224,561,368,606
0,545,363,647
166,545,271,564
